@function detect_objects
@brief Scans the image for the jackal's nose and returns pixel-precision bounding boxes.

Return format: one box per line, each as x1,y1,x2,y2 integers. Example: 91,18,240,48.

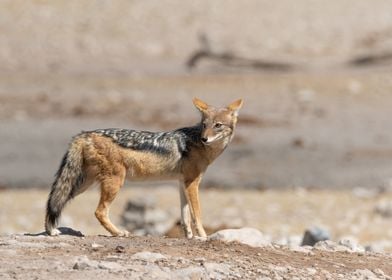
201,137,208,143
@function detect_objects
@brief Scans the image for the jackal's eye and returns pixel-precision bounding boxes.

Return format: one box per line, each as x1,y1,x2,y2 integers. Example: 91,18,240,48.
214,122,223,128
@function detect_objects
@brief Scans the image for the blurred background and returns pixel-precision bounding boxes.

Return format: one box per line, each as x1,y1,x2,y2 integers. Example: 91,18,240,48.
0,0,392,250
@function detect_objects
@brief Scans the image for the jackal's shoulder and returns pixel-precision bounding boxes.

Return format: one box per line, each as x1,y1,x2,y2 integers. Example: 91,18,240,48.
80,126,202,156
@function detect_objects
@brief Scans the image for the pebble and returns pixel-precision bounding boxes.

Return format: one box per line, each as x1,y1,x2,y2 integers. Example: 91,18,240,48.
314,240,349,252
306,267,317,275
208,227,271,247
349,269,379,280
91,243,103,249
301,226,330,246
131,251,168,262
288,244,314,254
73,255,98,270
73,255,125,271
97,261,124,271
174,266,204,279
204,262,232,278
338,236,365,253
375,200,392,218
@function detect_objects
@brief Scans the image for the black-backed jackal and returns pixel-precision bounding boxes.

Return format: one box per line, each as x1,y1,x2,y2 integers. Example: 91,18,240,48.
45,98,243,238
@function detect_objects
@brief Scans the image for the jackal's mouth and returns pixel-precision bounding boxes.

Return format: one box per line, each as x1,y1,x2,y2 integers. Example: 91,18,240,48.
201,135,224,145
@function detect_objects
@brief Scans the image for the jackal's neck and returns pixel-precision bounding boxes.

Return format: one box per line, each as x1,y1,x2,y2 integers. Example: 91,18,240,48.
203,136,231,163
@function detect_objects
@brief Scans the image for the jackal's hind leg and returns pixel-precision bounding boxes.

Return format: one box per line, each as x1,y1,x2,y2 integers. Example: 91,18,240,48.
95,173,128,237
179,183,193,239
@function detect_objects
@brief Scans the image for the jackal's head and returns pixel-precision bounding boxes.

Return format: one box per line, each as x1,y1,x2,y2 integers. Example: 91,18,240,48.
193,97,243,145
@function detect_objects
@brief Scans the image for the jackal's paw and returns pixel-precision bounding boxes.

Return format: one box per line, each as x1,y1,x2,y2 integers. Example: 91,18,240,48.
114,230,130,237
48,228,61,236
194,236,207,241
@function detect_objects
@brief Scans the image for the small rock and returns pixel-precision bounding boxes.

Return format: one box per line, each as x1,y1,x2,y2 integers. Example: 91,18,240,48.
194,257,206,264
297,88,315,103
204,262,232,278
174,266,205,279
347,79,362,95
208,228,271,247
91,243,103,250
256,269,270,275
131,251,167,262
306,267,317,275
350,269,378,280
301,226,330,246
275,235,302,246
375,200,392,218
175,257,189,264
97,261,124,271
73,256,98,270
372,268,387,278
314,240,348,252
138,264,171,279
115,245,126,253
288,244,313,254
338,236,365,253
365,239,392,253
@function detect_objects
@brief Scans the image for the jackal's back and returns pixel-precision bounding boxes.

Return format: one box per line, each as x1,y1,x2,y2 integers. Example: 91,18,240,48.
91,126,203,157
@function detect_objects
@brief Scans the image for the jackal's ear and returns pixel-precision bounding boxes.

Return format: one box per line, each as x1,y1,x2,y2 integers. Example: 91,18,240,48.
193,97,209,112
227,99,243,116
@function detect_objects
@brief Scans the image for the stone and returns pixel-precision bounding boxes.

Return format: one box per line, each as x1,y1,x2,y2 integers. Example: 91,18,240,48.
306,268,317,275
115,245,126,253
97,261,124,271
349,269,379,280
314,240,349,252
131,251,168,262
208,228,271,247
73,256,124,271
352,187,379,198
73,255,98,270
365,239,392,253
338,236,365,253
288,244,313,254
301,227,330,246
375,200,392,218
275,235,302,246
174,266,205,279
91,242,103,250
204,262,232,278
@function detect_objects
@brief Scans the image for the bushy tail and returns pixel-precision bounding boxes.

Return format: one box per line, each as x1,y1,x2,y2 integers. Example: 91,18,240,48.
45,140,84,235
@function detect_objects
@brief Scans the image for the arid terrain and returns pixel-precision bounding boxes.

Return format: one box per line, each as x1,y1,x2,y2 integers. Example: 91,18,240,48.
1,1,392,279
1,234,392,280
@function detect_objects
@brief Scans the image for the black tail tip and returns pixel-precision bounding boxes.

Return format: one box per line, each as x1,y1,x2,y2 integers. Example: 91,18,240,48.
45,206,60,231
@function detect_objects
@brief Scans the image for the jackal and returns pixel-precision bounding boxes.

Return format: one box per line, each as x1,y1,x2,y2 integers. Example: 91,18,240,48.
45,98,243,238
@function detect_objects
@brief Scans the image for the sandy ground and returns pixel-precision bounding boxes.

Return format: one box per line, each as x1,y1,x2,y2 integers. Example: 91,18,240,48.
1,234,392,280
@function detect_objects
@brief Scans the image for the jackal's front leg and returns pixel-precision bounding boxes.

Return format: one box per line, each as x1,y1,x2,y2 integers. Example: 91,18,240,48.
183,175,207,238
179,183,193,239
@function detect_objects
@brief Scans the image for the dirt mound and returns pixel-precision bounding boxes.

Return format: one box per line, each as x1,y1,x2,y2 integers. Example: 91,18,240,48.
0,234,391,279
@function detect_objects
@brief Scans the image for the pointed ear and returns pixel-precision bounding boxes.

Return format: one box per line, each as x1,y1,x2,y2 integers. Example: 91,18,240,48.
227,99,243,115
193,97,209,112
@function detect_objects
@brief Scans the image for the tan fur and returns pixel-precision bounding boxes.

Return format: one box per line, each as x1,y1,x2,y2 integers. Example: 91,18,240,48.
45,98,243,238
